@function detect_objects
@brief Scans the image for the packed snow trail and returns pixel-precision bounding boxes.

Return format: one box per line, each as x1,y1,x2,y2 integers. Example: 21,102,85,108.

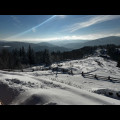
27,75,120,105
11,84,120,105
0,70,120,105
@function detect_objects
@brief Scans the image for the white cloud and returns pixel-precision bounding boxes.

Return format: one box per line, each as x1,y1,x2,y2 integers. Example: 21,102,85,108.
70,33,120,40
65,15,120,32
7,32,120,42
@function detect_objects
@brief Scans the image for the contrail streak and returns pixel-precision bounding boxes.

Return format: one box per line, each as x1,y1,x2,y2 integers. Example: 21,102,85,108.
7,15,57,40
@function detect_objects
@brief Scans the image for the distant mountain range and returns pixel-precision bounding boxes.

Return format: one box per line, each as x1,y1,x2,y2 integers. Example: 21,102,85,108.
57,36,120,50
0,41,70,52
0,36,120,52
47,40,89,47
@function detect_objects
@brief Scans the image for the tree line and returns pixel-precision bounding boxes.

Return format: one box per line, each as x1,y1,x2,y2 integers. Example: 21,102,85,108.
0,44,120,70
0,45,62,69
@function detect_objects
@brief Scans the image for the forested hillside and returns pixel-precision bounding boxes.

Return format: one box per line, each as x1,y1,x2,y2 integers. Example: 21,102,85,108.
0,44,120,70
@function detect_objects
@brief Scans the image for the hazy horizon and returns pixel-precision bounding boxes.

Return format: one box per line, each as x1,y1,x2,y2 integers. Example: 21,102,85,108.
0,36,120,44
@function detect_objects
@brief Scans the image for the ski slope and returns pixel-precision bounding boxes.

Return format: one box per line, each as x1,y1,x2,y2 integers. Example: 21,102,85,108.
0,56,120,105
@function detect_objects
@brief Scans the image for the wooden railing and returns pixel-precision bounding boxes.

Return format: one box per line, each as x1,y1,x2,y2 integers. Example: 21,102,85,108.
81,72,120,83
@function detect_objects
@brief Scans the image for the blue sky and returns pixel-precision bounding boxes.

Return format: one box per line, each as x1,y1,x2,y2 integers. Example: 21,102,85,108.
0,15,120,42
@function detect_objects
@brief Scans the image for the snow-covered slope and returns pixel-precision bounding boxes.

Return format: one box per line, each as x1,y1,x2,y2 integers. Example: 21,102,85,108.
0,56,120,105
52,56,120,78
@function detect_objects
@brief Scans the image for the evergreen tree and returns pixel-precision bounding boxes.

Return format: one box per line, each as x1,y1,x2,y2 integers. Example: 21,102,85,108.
117,59,120,67
43,49,51,66
0,49,10,69
12,48,21,69
35,51,44,64
27,45,35,65
21,46,27,64
19,48,22,57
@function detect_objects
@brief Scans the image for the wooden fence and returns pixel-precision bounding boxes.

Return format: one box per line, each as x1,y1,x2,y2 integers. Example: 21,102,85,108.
81,72,120,83
3,69,34,72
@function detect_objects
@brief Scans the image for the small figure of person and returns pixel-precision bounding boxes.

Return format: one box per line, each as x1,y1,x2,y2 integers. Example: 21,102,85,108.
94,74,97,79
108,76,111,80
56,72,58,78
71,69,73,75
82,72,84,77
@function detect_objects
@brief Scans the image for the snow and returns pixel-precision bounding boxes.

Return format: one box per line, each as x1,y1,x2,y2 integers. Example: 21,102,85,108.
0,56,120,105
